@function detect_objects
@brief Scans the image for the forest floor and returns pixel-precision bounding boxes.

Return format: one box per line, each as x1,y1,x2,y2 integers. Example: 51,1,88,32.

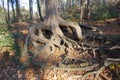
0,18,120,80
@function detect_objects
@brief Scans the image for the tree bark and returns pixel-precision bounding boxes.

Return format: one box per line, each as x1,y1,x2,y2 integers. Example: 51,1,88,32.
44,0,82,40
102,0,106,7
15,0,21,22
7,0,10,23
36,0,43,21
29,0,33,20
86,0,91,20
79,0,84,22
2,0,7,24
10,0,16,22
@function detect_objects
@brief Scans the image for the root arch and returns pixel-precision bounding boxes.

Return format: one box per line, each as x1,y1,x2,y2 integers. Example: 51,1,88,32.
20,16,83,65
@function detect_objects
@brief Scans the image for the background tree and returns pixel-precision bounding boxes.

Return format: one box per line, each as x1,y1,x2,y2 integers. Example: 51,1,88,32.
10,0,15,22
15,0,21,22
29,0,33,20
36,0,43,21
2,0,7,23
79,0,86,22
86,0,91,20
102,0,106,7
71,0,75,6
7,0,10,23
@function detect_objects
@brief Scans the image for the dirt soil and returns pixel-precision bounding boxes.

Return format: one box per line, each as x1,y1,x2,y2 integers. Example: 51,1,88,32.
0,18,120,80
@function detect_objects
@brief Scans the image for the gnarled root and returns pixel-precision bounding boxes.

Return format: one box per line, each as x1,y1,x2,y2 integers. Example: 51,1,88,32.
20,19,83,66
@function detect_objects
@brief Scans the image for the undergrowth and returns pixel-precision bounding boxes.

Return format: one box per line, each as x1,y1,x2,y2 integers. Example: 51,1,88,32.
0,26,14,48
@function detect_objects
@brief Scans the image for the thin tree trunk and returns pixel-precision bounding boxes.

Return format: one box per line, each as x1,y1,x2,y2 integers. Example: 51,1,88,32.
66,0,71,9
11,0,16,22
2,0,7,24
7,0,10,23
86,0,91,20
15,0,21,22
102,0,106,7
29,0,33,20
70,0,72,8
79,0,87,23
71,0,75,6
36,0,43,21
79,0,83,23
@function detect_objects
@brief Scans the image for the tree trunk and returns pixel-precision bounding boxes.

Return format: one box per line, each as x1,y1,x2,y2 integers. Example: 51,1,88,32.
86,0,91,20
66,0,72,9
44,0,82,40
36,0,43,21
29,0,33,20
79,0,83,22
11,0,16,22
102,0,106,7
7,0,10,23
2,0,7,24
72,0,75,6
15,0,21,22
79,0,87,22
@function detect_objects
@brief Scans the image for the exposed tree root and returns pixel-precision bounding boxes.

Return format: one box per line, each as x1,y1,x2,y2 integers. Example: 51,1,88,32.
20,18,84,65
19,18,120,80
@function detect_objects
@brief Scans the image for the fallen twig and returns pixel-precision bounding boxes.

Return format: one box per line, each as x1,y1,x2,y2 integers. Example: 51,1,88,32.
43,63,99,72
107,58,120,61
